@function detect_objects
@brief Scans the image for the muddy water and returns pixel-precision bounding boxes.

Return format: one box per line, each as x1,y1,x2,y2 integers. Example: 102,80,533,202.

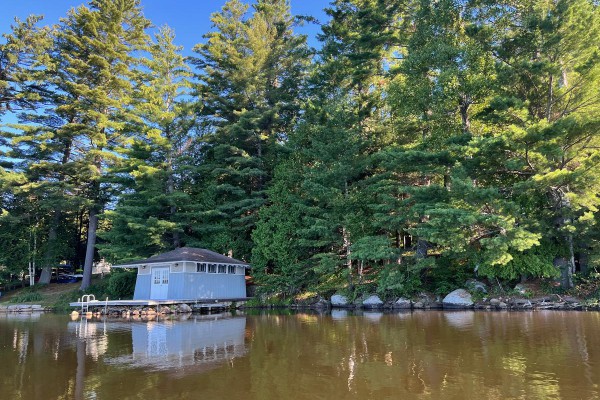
0,310,599,400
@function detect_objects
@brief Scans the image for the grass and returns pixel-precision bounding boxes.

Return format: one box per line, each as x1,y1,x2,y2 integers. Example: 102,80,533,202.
0,277,108,311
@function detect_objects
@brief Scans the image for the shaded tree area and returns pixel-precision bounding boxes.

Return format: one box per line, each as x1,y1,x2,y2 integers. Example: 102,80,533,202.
2,0,600,299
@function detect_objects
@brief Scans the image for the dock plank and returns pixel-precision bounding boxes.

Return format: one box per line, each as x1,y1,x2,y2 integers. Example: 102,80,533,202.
69,298,251,307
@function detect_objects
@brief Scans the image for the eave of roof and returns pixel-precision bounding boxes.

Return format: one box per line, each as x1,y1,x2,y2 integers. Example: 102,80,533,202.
112,247,250,268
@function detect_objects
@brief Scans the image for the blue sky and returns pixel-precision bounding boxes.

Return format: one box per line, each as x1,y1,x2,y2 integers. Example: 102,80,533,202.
0,0,330,54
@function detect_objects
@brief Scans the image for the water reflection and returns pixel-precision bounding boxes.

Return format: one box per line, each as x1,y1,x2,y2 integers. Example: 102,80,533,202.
1,311,600,400
107,314,247,372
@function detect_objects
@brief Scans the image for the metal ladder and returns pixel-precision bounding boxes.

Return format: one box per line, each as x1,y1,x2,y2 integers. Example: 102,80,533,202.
80,294,96,314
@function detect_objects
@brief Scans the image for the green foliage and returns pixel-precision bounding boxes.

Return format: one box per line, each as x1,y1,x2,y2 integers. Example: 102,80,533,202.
423,258,472,296
9,286,44,303
106,270,137,299
478,243,560,280
376,261,426,299
3,0,600,300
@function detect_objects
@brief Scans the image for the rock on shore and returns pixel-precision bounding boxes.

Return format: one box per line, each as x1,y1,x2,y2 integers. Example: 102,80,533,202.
442,289,474,309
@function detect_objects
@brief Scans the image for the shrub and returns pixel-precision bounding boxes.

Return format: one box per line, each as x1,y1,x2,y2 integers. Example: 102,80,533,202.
10,290,44,303
107,270,137,299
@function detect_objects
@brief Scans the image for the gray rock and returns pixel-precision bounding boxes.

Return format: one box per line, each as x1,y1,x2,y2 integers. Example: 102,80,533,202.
178,304,192,313
331,294,350,307
312,298,330,309
513,283,533,295
362,295,384,308
442,289,474,309
513,298,531,306
498,302,508,308
466,279,488,294
490,298,501,306
413,301,424,309
393,297,412,309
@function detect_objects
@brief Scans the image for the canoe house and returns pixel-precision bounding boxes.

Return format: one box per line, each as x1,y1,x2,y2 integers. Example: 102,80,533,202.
112,247,249,300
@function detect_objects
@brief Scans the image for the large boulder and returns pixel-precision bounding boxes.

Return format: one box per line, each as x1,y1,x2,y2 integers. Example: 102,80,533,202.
393,298,412,309
442,289,474,309
178,303,192,313
362,295,384,309
330,294,350,307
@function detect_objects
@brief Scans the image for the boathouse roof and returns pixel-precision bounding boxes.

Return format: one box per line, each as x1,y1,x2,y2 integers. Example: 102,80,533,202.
113,247,249,267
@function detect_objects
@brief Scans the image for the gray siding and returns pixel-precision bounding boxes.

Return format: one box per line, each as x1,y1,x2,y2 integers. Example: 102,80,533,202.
168,273,246,299
133,274,151,299
133,272,246,300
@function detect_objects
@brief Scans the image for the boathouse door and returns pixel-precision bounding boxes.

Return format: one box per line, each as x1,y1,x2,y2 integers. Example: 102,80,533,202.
151,267,169,300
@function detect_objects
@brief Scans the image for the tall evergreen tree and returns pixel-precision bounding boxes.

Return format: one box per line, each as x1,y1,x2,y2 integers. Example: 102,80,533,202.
0,15,50,116
100,26,194,261
473,0,600,287
190,0,310,260
253,0,405,296
45,0,150,289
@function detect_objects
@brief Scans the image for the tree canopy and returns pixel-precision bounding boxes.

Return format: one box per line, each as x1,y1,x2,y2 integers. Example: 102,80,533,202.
2,0,600,297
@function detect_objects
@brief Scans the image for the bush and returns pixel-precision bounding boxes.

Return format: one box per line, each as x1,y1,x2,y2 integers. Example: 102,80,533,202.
107,270,137,299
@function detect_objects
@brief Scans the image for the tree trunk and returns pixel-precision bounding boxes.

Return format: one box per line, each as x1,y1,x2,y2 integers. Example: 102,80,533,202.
459,95,471,133
554,256,573,289
546,73,554,121
80,208,98,291
39,210,61,284
416,239,428,259
39,138,71,284
167,164,180,248
166,126,180,248
578,250,589,275
552,188,575,289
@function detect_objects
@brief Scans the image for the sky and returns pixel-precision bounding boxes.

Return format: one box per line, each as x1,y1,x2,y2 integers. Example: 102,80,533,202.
0,0,330,54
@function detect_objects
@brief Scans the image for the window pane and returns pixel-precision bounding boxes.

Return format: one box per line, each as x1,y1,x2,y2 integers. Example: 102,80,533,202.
218,264,226,273
228,266,236,274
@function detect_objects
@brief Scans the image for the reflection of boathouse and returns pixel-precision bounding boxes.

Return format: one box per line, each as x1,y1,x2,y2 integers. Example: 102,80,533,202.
104,315,247,372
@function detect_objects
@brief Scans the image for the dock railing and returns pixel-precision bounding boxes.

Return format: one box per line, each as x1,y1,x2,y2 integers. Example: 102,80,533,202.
79,294,96,314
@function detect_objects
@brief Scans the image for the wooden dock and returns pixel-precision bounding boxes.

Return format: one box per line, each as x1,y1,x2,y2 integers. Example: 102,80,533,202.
69,298,251,308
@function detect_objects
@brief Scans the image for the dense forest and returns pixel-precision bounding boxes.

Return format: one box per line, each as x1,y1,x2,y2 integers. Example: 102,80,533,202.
1,0,600,299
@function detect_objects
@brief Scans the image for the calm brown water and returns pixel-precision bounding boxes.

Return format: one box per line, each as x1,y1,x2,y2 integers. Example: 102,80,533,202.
1,310,599,400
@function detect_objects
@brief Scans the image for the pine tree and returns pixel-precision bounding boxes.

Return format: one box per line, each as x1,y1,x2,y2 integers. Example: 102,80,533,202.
473,0,600,287
190,0,310,260
100,26,194,262
253,0,404,296
45,0,150,289
0,15,50,116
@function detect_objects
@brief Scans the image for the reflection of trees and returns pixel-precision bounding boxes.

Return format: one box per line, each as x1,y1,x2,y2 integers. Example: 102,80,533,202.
1,312,600,399
242,311,600,399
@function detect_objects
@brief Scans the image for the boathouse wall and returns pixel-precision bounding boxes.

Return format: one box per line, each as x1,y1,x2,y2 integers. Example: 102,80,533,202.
133,271,246,300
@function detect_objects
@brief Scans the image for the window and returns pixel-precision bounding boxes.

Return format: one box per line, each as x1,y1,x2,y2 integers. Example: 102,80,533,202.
228,265,236,274
208,264,217,273
218,264,226,274
196,263,206,273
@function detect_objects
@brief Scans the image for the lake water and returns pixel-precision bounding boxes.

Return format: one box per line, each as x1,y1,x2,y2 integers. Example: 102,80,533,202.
1,310,599,400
